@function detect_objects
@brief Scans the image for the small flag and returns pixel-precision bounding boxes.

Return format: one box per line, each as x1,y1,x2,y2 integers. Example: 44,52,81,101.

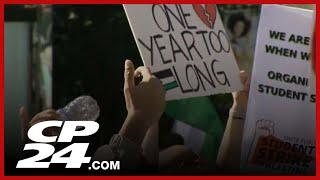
153,68,179,91
166,96,224,166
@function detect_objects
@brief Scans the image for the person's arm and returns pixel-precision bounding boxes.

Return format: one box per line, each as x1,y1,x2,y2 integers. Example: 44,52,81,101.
141,123,159,166
216,71,250,172
93,60,165,170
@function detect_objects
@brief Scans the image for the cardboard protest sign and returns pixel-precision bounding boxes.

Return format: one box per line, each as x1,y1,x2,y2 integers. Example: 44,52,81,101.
241,5,315,175
124,4,242,100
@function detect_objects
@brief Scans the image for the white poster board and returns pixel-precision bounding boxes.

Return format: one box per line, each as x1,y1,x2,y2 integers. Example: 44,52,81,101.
124,4,242,100
241,5,315,175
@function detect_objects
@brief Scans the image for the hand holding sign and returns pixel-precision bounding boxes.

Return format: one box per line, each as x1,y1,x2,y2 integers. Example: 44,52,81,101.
120,60,165,145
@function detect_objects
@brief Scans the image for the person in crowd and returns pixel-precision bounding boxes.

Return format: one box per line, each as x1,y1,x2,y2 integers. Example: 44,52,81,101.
227,13,253,73
228,13,251,44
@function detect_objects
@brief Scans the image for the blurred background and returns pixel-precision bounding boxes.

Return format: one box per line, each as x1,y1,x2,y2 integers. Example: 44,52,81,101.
4,4,314,175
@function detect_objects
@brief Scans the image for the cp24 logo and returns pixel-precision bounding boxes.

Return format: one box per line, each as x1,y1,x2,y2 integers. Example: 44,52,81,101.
16,121,99,168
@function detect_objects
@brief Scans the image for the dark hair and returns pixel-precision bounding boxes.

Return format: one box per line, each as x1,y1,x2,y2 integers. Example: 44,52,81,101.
227,13,251,37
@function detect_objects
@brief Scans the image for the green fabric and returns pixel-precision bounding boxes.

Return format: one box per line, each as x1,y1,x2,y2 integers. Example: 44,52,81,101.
165,96,224,165
200,133,221,165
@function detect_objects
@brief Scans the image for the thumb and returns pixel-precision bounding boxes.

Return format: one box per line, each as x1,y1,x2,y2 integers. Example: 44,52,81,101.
239,71,250,92
124,59,135,93
19,106,29,141
239,70,248,86
232,71,248,99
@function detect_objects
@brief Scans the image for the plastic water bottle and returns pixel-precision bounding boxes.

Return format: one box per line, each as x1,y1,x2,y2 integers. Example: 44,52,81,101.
57,96,100,122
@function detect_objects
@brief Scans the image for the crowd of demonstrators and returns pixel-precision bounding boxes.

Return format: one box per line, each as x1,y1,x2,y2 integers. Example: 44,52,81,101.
19,58,252,174
18,12,315,172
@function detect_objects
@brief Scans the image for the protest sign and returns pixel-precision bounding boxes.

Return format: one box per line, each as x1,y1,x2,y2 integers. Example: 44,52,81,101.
241,5,315,175
124,4,242,100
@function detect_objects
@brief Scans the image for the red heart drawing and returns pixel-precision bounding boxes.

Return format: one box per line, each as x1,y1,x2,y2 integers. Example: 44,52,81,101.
192,4,217,29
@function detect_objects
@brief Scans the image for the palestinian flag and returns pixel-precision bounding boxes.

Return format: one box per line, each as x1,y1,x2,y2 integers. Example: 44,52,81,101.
165,96,224,166
153,68,179,91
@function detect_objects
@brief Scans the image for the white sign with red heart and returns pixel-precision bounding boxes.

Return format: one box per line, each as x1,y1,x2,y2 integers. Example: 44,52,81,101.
124,4,242,100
